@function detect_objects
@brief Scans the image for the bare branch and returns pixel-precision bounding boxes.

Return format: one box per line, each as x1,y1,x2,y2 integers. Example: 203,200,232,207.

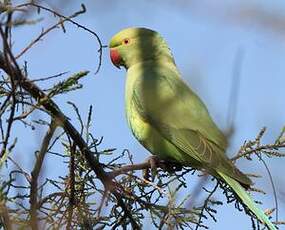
29,119,57,230
15,2,105,74
15,5,86,59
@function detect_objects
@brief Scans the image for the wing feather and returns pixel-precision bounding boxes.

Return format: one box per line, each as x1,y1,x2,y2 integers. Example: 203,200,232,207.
131,65,251,186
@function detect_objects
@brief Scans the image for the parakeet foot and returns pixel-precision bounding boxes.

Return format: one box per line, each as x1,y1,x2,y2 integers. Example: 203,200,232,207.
143,156,183,180
142,156,160,181
149,155,159,181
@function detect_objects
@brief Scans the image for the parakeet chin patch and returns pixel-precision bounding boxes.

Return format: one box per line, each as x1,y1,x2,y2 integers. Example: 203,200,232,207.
110,49,121,68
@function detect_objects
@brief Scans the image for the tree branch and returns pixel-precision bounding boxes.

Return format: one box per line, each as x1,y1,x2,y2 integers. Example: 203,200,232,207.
0,24,139,227
0,26,110,189
30,119,57,230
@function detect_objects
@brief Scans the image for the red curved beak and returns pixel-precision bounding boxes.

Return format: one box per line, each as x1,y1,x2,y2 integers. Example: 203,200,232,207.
110,48,121,69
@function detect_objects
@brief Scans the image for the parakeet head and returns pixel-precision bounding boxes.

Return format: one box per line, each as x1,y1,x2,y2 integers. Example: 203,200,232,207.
109,27,174,69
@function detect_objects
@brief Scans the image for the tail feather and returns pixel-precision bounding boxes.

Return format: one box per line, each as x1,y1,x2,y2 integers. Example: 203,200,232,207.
218,172,276,230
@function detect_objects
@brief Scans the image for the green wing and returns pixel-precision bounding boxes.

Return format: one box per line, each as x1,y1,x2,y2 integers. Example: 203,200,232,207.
132,64,251,186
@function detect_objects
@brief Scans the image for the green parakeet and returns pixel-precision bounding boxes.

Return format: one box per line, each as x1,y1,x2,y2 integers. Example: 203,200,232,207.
109,27,276,230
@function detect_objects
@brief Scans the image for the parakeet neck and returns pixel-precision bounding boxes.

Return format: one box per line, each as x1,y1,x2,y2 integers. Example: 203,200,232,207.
125,40,175,69
128,53,174,69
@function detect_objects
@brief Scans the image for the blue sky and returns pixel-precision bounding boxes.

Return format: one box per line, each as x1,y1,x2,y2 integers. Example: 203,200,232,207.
9,0,285,229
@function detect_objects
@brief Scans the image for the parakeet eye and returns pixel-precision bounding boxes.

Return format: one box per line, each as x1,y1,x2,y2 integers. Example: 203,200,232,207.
123,38,130,45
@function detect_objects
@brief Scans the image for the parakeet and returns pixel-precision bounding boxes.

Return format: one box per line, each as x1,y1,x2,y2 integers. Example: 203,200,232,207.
109,27,276,230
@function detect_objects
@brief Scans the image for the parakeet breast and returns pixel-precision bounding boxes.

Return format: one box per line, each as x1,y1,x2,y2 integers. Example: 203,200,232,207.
124,61,196,163
126,95,177,161
125,65,158,154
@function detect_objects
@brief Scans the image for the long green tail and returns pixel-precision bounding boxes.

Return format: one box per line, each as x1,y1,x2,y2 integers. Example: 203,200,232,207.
218,172,276,230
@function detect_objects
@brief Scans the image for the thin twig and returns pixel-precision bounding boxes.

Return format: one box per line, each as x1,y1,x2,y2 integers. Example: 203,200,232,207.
15,3,105,74
257,154,278,223
195,182,219,230
29,119,57,230
15,6,86,59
